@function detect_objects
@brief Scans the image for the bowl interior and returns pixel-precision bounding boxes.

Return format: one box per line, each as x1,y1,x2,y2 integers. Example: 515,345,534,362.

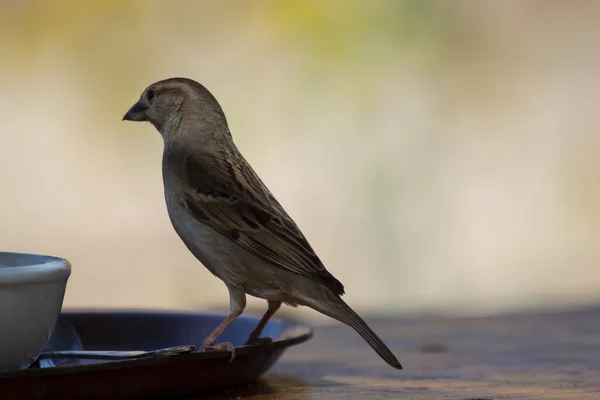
0,252,66,268
0,252,71,283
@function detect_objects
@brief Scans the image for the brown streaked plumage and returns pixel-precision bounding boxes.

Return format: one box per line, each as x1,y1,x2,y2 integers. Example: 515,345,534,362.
122,77,402,369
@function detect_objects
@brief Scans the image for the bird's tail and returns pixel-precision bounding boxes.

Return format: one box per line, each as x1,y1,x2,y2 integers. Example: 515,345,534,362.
325,298,402,370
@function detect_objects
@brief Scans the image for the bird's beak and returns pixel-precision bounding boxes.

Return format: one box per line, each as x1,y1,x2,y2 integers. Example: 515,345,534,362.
122,101,149,121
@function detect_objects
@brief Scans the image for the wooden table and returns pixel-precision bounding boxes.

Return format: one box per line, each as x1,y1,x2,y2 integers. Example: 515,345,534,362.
203,306,600,399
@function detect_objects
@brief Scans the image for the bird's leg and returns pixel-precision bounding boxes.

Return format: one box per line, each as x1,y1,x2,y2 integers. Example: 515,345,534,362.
200,286,246,362
245,300,282,345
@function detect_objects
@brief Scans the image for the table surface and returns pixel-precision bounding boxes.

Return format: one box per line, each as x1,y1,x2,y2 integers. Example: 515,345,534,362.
201,306,600,400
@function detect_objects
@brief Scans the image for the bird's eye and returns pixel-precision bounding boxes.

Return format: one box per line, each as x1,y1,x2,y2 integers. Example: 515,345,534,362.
147,89,155,101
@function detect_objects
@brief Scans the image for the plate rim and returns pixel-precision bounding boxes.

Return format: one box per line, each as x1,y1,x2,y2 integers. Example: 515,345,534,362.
0,308,313,379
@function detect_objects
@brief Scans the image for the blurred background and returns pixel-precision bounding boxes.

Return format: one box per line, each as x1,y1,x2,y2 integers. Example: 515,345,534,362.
1,0,599,323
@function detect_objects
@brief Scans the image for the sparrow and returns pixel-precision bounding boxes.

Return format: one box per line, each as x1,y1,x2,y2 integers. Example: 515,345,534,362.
122,77,402,370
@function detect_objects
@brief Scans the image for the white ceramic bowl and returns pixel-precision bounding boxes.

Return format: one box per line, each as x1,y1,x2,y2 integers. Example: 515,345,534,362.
0,252,71,372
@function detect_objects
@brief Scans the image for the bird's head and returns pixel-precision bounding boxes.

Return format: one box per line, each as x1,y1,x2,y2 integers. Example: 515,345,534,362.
122,77,227,134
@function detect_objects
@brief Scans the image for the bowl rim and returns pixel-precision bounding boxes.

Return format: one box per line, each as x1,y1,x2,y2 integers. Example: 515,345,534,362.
0,252,71,284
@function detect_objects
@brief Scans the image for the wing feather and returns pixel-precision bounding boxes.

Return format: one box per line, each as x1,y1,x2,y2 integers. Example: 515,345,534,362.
182,153,345,296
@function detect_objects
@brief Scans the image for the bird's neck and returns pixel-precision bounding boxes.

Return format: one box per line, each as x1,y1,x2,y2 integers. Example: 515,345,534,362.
158,115,182,142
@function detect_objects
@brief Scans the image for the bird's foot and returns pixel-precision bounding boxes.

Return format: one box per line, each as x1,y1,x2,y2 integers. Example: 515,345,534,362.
244,336,273,346
200,339,236,362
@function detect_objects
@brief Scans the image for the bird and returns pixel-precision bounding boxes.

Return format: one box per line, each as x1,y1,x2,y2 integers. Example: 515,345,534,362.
122,77,402,370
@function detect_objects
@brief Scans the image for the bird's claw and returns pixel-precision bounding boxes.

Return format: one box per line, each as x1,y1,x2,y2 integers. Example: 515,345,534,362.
200,340,236,363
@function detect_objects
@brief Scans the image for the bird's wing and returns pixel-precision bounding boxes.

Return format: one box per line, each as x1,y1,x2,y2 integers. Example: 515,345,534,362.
181,151,345,296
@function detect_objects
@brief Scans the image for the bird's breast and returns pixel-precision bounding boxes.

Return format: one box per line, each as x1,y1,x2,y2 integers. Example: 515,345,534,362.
162,183,247,285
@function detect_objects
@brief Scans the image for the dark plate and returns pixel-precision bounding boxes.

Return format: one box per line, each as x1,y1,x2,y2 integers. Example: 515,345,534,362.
0,309,313,399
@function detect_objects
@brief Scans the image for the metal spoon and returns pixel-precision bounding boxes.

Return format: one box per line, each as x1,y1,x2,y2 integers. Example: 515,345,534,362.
37,345,196,361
